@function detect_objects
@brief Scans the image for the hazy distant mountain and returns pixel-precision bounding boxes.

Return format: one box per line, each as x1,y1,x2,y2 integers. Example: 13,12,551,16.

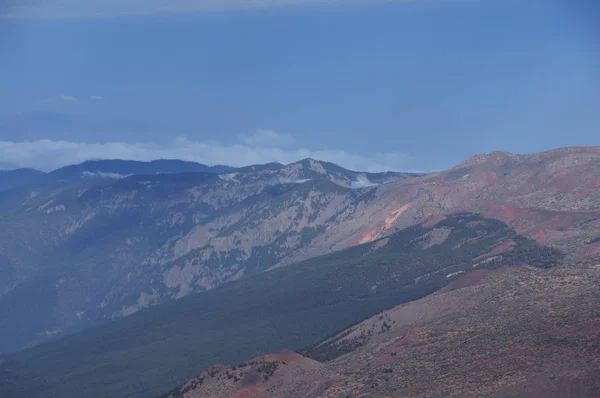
0,158,414,353
0,159,233,196
0,168,45,192
44,159,233,185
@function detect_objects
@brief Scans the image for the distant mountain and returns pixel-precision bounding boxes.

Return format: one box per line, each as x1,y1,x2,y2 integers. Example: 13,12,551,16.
43,159,233,185
0,159,232,199
0,158,415,353
0,168,45,192
0,213,562,398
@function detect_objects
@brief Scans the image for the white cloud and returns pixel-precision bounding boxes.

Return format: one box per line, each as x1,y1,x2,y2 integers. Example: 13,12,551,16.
1,0,398,19
279,178,312,184
241,128,295,148
60,95,79,102
41,94,79,103
0,131,413,172
350,175,378,188
82,171,128,179
41,94,103,104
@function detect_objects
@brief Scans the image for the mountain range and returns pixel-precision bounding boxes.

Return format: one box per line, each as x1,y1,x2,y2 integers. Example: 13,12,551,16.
0,159,232,191
0,158,414,352
0,147,599,397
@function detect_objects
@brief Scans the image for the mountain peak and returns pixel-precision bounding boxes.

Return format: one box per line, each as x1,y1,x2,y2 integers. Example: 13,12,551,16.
454,151,521,169
295,157,323,165
289,158,329,174
454,146,600,170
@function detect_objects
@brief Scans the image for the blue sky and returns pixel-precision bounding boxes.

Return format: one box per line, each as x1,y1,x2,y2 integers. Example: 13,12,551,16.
0,0,598,171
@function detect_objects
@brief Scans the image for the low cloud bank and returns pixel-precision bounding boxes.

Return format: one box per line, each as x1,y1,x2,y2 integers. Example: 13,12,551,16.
82,171,129,179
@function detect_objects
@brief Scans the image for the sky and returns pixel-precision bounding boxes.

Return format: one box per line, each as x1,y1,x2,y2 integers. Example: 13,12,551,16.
0,0,598,172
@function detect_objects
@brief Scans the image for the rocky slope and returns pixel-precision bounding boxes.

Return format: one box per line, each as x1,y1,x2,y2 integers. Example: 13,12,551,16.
0,213,561,398
284,147,600,269
0,158,413,352
168,261,600,398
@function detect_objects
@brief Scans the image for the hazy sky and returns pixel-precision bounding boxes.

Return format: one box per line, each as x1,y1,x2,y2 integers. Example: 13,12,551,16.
0,0,598,171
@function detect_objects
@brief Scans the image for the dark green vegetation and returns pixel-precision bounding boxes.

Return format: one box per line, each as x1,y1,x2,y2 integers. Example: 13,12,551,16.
0,213,562,398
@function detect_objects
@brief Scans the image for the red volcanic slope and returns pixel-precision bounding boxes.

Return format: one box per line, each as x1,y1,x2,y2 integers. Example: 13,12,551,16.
331,147,600,260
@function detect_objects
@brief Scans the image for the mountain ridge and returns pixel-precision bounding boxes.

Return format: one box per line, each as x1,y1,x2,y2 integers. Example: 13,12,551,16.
0,158,414,352
0,147,598,354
